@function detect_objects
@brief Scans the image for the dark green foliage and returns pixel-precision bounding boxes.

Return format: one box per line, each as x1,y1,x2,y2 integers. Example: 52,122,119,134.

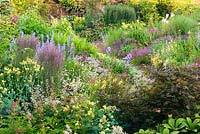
93,66,200,133
156,0,173,18
135,116,200,134
103,5,136,25
0,0,10,15
132,0,160,22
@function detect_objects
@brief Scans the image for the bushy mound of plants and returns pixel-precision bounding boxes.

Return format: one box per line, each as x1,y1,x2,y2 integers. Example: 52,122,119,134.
151,36,200,67
135,115,200,134
162,15,198,36
91,66,200,133
103,4,136,25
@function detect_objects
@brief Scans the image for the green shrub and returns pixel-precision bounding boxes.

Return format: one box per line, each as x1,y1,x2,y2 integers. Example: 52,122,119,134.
103,5,136,25
105,22,151,47
50,17,74,36
152,36,200,67
10,0,48,15
0,16,19,57
58,0,86,15
0,0,10,15
73,37,98,56
17,9,50,36
135,116,200,134
106,28,124,46
130,0,160,22
163,15,198,36
123,21,151,46
91,65,200,132
156,0,174,18
0,53,43,111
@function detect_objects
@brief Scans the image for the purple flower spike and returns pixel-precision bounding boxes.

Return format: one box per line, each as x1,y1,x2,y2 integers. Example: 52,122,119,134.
124,53,132,60
106,47,111,53
10,38,16,51
20,31,24,37
51,31,54,43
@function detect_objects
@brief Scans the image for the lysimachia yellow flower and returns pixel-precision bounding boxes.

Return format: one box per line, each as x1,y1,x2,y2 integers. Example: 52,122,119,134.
87,108,95,118
2,88,8,94
12,67,20,75
4,67,12,74
33,64,41,72
20,60,27,65
152,55,163,67
99,131,105,134
99,123,103,129
100,115,107,123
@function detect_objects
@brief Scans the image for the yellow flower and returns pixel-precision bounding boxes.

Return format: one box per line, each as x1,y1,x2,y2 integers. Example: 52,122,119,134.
16,71,21,75
63,105,70,112
105,128,110,131
25,67,30,71
2,88,7,93
99,124,103,129
152,55,162,67
20,60,27,65
4,67,12,74
100,115,107,123
26,57,34,64
2,80,6,83
75,121,80,127
0,73,3,77
99,131,105,134
88,101,95,106
34,64,40,72
87,109,95,118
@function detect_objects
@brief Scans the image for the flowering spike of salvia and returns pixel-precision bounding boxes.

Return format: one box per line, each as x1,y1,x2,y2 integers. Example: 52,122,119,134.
10,38,16,51
20,31,24,37
51,31,54,43
46,35,49,43
67,35,71,46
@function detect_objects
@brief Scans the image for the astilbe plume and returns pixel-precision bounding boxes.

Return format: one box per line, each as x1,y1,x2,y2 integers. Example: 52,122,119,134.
36,39,65,71
16,32,40,50
131,47,151,58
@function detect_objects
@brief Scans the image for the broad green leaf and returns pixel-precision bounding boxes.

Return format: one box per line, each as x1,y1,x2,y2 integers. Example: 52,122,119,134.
163,128,170,134
168,118,175,129
175,118,185,127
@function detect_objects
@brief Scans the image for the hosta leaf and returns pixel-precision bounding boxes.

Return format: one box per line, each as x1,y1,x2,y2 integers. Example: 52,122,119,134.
168,118,175,128
163,128,170,134
175,118,185,128
171,131,179,134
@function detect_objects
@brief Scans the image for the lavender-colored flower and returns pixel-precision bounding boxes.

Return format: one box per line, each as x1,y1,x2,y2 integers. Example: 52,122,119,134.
196,62,200,67
50,31,54,43
106,47,111,53
123,53,132,60
36,41,65,70
123,53,132,66
16,33,40,50
10,38,16,51
20,31,24,37
131,47,151,57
